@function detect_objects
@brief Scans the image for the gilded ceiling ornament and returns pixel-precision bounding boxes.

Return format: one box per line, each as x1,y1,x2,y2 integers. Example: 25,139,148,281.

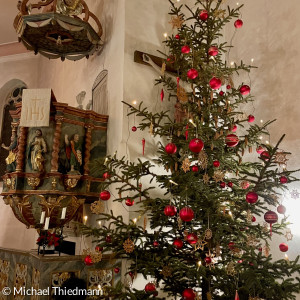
123,238,135,253
169,16,185,29
213,170,225,182
181,157,191,173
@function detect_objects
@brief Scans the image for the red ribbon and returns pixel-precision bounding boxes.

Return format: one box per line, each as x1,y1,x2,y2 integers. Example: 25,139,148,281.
185,124,189,140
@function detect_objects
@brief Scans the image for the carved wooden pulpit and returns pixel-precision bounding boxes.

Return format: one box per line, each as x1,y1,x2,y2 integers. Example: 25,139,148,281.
1,89,108,230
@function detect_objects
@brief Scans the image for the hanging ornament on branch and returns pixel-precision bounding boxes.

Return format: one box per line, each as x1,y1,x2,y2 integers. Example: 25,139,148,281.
182,157,191,173
169,15,184,29
123,238,135,253
142,138,145,156
160,89,164,102
264,211,278,236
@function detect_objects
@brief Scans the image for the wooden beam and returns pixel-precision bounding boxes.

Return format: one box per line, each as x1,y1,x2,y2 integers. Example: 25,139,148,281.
134,50,177,75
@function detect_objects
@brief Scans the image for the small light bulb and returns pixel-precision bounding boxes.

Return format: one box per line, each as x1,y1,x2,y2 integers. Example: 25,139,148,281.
133,218,137,224
266,140,269,144
169,180,178,186
260,119,263,123
230,61,235,66
259,136,263,140
189,119,197,127
197,261,202,267
285,254,289,260
229,211,233,216
84,216,88,224
228,100,231,104
236,2,239,5
177,0,180,2
163,32,168,38
132,100,137,105
98,221,102,227
251,58,254,63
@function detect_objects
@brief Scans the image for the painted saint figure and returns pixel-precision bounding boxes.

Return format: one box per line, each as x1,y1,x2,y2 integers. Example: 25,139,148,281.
28,129,47,172
65,134,82,173
1,130,18,172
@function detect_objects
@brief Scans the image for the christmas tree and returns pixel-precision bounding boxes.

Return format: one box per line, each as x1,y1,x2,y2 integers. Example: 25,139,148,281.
82,0,300,299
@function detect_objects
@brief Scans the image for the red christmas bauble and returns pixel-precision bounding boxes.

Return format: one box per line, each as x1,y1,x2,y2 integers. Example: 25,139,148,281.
165,143,177,155
208,46,219,56
199,10,208,21
277,204,286,214
153,241,159,247
246,191,258,204
173,238,183,249
95,245,103,252
279,243,289,252
103,172,110,180
227,85,231,90
227,182,233,188
248,115,255,123
191,165,199,172
175,34,180,40
189,138,204,153
145,283,156,293
238,259,243,263
280,176,288,184
228,242,235,250
256,146,264,154
225,134,239,147
182,288,196,300
114,267,120,274
128,271,134,278
252,216,256,222
181,45,191,54
84,255,94,266
204,257,212,264
187,233,198,245
220,182,226,188
209,77,222,90
213,160,220,167
132,126,137,132
240,85,251,95
260,151,270,161
164,205,177,217
100,190,111,201
264,211,278,224
179,207,195,222
105,235,112,243
125,198,134,206
219,91,224,96
187,68,199,80
234,19,243,28
231,125,237,132
258,247,262,252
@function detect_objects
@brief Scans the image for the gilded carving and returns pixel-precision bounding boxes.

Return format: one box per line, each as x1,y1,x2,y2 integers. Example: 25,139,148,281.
0,260,10,300
14,264,27,300
31,269,40,300
27,178,41,189
88,269,113,295
64,178,79,189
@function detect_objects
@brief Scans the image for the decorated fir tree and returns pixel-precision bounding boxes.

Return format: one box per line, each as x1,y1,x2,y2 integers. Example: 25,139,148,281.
82,0,300,299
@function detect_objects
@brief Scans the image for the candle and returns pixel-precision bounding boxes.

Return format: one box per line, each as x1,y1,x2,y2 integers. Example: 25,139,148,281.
40,211,45,224
44,217,50,230
83,216,88,225
61,207,67,219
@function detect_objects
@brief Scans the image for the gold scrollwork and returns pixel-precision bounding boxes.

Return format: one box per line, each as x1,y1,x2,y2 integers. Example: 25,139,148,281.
64,178,79,189
4,177,16,190
27,177,41,189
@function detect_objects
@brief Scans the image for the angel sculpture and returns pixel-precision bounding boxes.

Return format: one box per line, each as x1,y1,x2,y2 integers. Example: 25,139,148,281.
65,134,82,174
1,130,18,172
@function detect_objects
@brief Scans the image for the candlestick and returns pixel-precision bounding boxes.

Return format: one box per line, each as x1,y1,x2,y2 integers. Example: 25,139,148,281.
44,217,50,230
61,207,67,219
40,211,45,224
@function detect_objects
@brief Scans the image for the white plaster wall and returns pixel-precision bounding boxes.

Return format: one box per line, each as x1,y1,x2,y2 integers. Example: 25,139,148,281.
226,1,300,298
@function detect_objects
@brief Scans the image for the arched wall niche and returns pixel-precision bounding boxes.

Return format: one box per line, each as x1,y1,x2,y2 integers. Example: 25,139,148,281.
92,70,108,115
0,79,27,178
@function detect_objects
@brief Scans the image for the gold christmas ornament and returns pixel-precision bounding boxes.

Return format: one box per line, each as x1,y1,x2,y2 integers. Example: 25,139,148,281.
263,244,270,257
285,228,293,241
198,151,208,169
82,248,102,263
161,62,166,76
160,265,172,278
274,151,289,166
226,261,237,276
247,234,258,247
182,157,191,173
149,121,154,136
213,170,225,182
246,210,253,223
143,216,148,232
203,173,210,184
204,229,213,240
90,200,105,215
123,238,135,253
214,9,226,19
184,229,189,241
194,239,208,251
177,215,183,229
169,15,185,29
177,85,188,104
